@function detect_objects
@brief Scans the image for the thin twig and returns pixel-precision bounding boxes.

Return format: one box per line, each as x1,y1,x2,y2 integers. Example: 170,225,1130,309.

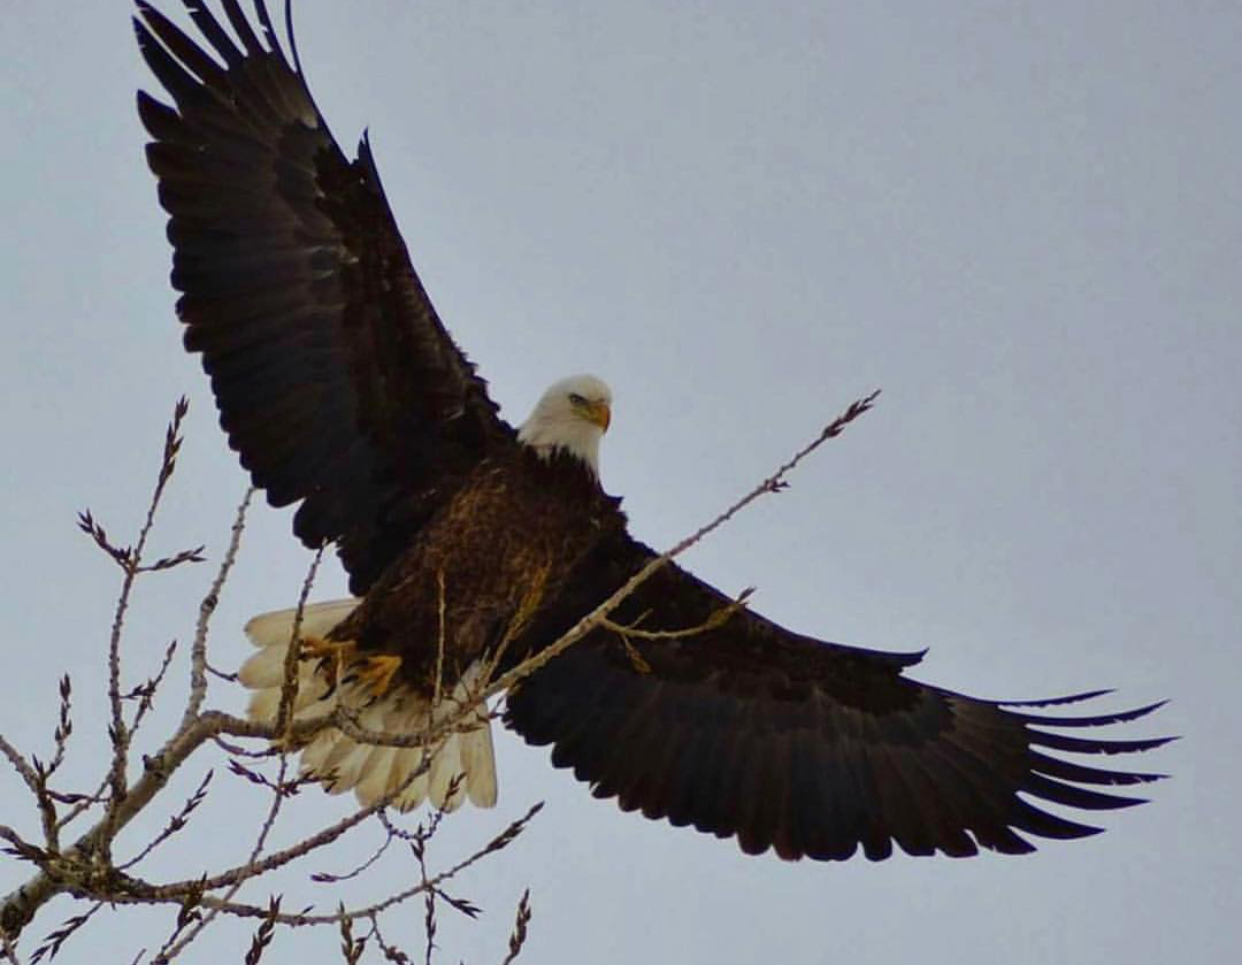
153,756,290,963
0,737,41,805
367,916,409,964
599,588,753,641
106,400,191,817
500,890,532,965
53,772,112,835
127,643,178,741
183,488,254,728
28,901,104,965
44,676,73,780
311,828,394,884
275,548,326,738
1,733,57,851
118,771,213,872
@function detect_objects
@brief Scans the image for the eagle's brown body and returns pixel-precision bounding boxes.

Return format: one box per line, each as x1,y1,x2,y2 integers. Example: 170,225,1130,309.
329,451,624,694
136,0,1169,860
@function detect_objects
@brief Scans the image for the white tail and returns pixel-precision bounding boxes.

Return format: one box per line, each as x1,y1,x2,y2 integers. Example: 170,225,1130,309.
240,599,498,812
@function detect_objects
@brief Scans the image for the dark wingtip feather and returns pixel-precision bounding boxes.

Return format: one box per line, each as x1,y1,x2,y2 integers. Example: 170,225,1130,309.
1016,699,1169,729
999,688,1115,708
135,90,184,143
178,0,245,67
251,0,285,60
283,0,304,75
219,0,266,56
1024,773,1148,811
1028,730,1176,756
134,14,206,107
1027,750,1168,787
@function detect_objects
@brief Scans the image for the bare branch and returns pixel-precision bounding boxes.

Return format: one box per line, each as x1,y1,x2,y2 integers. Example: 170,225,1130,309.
106,399,192,819
144,764,405,900
183,487,254,728
70,803,546,930
3,709,228,938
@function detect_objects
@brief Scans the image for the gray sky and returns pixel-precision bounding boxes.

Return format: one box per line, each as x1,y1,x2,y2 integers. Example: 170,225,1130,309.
2,1,1239,962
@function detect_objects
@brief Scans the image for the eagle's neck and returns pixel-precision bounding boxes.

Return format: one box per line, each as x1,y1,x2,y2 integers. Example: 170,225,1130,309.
517,420,601,477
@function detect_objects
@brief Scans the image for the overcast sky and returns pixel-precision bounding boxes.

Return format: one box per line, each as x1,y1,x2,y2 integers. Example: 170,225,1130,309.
2,1,1239,963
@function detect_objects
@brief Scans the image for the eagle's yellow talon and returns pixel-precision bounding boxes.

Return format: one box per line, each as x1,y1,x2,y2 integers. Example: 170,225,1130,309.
298,636,355,690
355,654,403,697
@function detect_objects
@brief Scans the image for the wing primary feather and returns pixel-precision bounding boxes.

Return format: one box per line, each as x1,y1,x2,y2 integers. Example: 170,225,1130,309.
1026,730,1175,756
179,0,246,66
1005,798,1104,841
1013,699,1168,728
1020,773,1147,812
251,0,286,60
138,5,228,85
998,689,1114,707
219,0,267,55
136,90,182,141
283,0,304,75
1025,750,1166,787
134,19,209,107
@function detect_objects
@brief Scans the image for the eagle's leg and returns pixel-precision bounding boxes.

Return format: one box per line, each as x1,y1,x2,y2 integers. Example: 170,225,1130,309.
354,653,403,698
300,636,355,692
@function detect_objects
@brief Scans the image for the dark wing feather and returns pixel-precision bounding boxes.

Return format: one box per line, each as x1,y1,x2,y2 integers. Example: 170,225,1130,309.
135,1,510,592
506,535,1170,860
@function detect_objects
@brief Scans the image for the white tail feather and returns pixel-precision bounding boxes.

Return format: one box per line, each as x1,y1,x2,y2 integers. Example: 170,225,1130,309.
240,600,498,812
244,598,358,649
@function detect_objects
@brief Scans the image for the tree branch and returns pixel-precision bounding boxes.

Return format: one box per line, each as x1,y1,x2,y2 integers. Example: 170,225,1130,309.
1,390,878,956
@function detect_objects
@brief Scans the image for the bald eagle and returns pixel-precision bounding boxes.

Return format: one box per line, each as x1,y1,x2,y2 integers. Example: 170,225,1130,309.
133,0,1168,861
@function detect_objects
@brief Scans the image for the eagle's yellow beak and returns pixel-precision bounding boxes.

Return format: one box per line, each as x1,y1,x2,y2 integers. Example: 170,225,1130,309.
580,399,611,432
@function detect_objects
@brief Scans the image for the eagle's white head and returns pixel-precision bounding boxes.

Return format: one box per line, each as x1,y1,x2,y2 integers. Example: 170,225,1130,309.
517,374,612,476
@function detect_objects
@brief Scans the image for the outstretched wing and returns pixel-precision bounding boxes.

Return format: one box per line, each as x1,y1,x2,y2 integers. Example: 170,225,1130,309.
134,0,510,592
506,535,1170,861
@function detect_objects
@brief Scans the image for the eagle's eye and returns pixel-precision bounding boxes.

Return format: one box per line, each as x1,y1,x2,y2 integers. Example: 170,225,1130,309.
568,392,587,406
